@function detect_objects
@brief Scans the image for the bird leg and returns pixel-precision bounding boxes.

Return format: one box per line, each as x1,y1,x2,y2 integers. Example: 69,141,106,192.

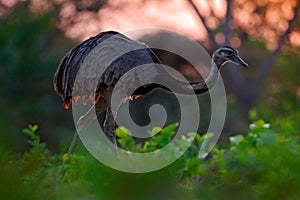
60,99,107,178
103,106,117,146
76,99,106,132
102,87,120,146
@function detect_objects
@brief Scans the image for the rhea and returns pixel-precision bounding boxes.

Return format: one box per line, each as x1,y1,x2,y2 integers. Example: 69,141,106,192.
54,31,248,145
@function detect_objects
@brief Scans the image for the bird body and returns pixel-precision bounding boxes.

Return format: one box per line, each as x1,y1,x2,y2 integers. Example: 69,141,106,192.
54,31,247,144
54,31,162,109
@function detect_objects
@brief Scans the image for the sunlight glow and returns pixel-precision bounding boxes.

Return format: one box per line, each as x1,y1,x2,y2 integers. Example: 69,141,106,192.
211,0,226,18
289,32,300,47
0,0,18,7
55,0,299,48
215,32,225,45
62,0,209,41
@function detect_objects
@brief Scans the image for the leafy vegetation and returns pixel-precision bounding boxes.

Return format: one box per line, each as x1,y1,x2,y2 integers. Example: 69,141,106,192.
1,121,299,199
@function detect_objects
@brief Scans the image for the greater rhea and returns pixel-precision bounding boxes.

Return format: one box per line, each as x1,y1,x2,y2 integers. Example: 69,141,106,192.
54,31,248,146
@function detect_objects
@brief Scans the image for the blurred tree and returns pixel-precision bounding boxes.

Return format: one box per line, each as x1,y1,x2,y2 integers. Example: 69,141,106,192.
54,0,300,115
0,0,77,150
187,0,300,114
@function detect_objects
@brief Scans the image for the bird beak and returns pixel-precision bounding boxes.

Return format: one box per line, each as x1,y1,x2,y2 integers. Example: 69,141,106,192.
232,56,248,67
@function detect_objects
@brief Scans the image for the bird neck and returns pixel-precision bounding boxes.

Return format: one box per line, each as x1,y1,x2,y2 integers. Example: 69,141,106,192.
207,58,220,86
153,54,221,95
188,57,220,94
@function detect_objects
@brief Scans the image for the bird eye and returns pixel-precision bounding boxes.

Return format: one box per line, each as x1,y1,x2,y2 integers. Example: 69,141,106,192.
227,51,234,56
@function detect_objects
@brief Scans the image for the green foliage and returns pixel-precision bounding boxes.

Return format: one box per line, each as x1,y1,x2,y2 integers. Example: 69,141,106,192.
22,124,46,153
0,2,75,150
116,126,135,151
251,51,300,137
116,124,178,152
1,121,300,199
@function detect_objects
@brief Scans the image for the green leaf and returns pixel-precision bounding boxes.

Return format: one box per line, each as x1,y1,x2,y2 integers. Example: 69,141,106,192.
160,123,178,137
116,126,135,150
22,128,33,137
187,132,197,139
116,126,132,137
31,124,39,132
148,127,162,136
185,157,200,171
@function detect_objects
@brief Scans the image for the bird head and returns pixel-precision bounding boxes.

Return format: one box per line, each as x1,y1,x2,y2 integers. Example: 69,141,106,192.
213,46,248,68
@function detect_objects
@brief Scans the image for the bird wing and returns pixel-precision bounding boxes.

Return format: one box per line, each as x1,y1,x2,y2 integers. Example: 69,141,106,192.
53,31,161,109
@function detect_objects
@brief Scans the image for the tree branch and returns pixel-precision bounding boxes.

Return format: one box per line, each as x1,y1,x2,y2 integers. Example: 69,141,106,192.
220,0,244,82
222,0,232,45
187,0,218,48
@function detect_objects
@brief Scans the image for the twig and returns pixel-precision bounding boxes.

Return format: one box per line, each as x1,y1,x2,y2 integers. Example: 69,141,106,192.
187,0,218,48
222,0,232,45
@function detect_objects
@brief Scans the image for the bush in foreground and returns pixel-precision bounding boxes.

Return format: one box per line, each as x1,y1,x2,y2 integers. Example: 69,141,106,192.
0,120,299,199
